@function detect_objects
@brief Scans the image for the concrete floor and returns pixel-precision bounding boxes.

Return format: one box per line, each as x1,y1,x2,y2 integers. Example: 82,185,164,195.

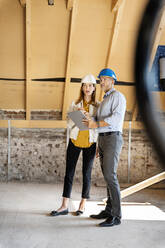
0,182,165,248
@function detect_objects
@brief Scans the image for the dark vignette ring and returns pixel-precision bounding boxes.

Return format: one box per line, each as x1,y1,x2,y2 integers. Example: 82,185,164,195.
135,0,165,164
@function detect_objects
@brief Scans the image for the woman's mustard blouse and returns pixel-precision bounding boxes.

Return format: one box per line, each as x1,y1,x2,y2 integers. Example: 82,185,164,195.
71,100,94,148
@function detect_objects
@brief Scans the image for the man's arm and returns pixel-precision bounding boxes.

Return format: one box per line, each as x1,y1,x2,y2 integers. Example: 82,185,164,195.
82,119,109,129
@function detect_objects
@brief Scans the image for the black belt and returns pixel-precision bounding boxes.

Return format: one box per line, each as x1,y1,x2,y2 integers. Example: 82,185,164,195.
99,131,121,136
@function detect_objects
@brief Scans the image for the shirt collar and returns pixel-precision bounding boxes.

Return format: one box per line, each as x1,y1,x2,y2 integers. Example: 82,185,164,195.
103,88,115,99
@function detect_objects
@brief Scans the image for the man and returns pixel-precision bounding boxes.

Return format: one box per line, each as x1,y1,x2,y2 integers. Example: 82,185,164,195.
83,68,126,227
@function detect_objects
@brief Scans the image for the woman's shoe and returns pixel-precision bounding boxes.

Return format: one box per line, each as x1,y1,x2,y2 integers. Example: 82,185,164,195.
50,209,68,216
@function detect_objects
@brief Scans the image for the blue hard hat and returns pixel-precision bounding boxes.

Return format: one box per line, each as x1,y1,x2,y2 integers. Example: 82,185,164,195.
98,68,117,81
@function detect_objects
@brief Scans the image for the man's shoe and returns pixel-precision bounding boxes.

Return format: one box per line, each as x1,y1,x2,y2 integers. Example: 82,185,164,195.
90,210,111,219
75,210,84,216
99,216,121,227
50,209,68,216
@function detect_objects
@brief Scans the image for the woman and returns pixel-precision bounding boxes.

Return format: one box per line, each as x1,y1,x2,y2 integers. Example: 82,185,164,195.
50,74,98,216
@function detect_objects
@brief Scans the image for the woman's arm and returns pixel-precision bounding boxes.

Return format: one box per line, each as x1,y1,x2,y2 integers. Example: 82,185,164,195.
67,101,76,128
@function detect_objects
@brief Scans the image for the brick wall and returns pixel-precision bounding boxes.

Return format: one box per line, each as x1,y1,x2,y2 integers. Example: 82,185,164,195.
0,110,131,121
0,110,62,120
0,127,163,185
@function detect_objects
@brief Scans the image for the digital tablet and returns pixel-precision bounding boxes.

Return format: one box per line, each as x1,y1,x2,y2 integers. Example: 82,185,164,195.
68,110,89,131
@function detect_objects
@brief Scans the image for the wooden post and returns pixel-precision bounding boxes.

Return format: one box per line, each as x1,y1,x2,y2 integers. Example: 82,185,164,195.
106,0,125,67
25,0,32,120
62,0,78,120
99,0,125,101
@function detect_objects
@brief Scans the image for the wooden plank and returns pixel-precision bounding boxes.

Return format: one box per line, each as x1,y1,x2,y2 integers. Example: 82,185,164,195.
11,120,67,128
150,7,165,68
121,172,165,198
0,120,145,129
19,0,26,7
106,0,126,67
25,0,32,120
102,172,165,203
62,0,78,120
0,120,67,129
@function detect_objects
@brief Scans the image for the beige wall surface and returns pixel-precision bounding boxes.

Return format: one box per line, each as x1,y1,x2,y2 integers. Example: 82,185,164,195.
70,0,114,78
30,82,64,110
108,0,148,82
0,0,25,78
0,0,165,112
31,0,70,78
0,81,25,109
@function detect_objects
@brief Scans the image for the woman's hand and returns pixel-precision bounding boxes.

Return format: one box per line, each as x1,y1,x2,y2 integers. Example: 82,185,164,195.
77,107,84,111
82,119,98,129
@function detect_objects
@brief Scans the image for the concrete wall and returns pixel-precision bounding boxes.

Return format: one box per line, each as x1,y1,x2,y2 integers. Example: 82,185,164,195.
0,127,163,185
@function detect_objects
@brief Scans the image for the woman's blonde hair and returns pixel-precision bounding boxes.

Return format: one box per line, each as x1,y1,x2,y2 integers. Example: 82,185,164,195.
75,83,96,106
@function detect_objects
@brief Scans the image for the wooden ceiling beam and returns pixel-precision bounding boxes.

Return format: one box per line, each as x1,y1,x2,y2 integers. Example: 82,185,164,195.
111,0,123,12
106,0,126,67
19,0,26,7
67,0,74,10
99,0,126,101
62,0,78,120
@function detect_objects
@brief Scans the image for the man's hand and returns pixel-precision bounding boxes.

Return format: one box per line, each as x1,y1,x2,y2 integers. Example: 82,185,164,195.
96,146,99,158
83,111,90,119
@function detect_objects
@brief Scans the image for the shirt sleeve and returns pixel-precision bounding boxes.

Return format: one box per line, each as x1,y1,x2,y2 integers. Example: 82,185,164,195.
67,101,76,128
92,101,100,121
103,92,126,127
